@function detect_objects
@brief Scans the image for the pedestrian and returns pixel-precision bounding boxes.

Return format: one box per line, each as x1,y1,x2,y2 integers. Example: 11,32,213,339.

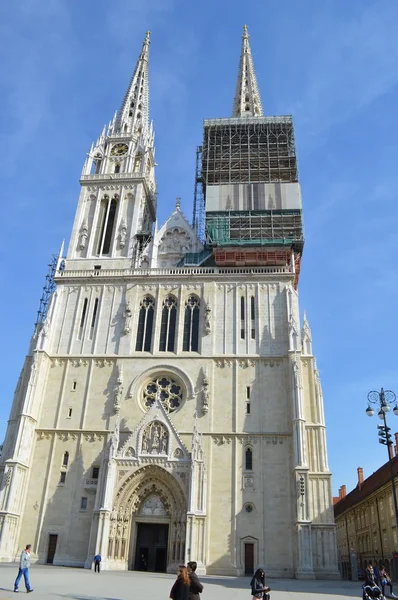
379,565,397,598
170,565,190,600
250,568,270,600
94,553,101,573
14,543,34,593
373,563,380,587
187,561,204,600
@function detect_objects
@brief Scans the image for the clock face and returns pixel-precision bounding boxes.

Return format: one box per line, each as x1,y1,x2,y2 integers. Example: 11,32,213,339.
111,143,128,157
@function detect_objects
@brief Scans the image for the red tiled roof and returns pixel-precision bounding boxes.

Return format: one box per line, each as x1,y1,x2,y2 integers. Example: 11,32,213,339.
334,454,398,517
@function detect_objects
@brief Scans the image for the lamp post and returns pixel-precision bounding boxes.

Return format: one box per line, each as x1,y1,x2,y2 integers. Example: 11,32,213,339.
366,388,398,532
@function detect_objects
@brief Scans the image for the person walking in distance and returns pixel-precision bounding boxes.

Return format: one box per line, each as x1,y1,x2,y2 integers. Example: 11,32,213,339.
169,565,190,600
94,553,101,573
14,543,34,593
187,561,204,600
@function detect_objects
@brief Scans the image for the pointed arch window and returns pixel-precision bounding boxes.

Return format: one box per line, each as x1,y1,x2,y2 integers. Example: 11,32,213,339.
114,164,120,174
136,296,155,352
250,296,255,340
62,452,69,467
78,297,88,339
96,195,118,256
245,447,253,471
159,295,177,352
183,295,200,352
240,296,245,339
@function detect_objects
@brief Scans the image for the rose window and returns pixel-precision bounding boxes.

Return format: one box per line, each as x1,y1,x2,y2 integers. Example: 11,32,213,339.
143,376,183,413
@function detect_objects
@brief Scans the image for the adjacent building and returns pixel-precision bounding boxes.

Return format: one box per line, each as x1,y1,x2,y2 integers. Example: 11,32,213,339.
334,446,398,580
0,28,339,578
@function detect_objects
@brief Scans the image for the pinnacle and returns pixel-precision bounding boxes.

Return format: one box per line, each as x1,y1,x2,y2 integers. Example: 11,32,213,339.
232,25,263,118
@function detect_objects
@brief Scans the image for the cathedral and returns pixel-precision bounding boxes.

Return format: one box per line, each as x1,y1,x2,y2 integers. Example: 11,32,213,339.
0,28,339,578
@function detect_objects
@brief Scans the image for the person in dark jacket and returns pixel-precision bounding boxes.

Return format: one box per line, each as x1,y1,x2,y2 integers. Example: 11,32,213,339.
250,568,270,600
187,561,204,600
170,565,191,600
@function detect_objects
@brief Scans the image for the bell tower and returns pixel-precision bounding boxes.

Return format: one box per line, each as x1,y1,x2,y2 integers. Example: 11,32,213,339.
68,31,156,269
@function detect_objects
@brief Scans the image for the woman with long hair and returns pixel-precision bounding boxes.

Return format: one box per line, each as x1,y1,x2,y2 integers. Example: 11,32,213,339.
250,568,270,600
170,565,191,600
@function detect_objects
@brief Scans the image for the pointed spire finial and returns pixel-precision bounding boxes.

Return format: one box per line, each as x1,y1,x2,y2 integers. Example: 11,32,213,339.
176,197,181,210
116,31,151,134
232,25,263,118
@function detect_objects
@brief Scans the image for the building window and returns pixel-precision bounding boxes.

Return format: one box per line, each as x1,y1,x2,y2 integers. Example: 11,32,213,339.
143,375,183,413
59,472,66,484
246,386,251,414
114,164,120,174
96,195,118,255
135,296,155,351
92,467,100,479
68,408,72,418
72,381,77,391
183,295,200,352
240,296,245,339
90,298,99,334
79,298,88,337
245,448,253,471
250,296,255,340
80,497,88,510
62,452,69,467
159,295,177,352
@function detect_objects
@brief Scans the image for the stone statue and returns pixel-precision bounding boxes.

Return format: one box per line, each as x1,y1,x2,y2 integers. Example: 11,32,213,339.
161,432,168,454
202,369,210,414
142,433,149,454
152,426,160,453
79,220,88,250
123,300,132,334
119,219,127,248
114,385,122,414
205,300,211,335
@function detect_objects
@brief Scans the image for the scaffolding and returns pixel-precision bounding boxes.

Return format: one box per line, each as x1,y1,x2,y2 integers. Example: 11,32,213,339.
192,146,205,242
202,116,298,186
34,254,58,336
206,210,303,250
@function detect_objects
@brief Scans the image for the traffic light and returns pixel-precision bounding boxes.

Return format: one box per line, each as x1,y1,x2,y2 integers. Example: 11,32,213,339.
378,424,393,445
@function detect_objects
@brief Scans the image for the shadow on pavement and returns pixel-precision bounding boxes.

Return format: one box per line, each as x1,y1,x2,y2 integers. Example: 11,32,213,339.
202,576,362,597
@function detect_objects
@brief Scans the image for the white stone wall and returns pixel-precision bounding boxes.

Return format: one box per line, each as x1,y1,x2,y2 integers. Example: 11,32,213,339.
0,272,338,577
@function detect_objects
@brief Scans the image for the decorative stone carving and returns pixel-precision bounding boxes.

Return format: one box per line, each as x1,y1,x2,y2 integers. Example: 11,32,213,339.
205,300,211,335
141,421,169,455
201,369,209,414
114,364,123,414
139,495,168,516
123,300,132,334
215,359,233,368
119,218,127,248
79,220,89,250
244,475,254,489
239,359,256,369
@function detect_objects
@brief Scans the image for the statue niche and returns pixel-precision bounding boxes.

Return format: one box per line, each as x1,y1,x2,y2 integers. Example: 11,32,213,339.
141,421,169,455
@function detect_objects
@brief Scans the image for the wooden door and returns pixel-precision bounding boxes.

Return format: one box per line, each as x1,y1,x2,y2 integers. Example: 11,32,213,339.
244,542,254,575
47,534,58,564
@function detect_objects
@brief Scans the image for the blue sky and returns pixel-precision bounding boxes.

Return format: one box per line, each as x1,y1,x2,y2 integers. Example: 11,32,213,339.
1,0,398,495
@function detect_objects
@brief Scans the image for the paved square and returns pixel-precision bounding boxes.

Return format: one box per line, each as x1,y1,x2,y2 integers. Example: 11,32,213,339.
0,564,361,600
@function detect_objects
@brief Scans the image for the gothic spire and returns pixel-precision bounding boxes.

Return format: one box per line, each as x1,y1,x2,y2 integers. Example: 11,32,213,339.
232,25,263,118
115,31,151,134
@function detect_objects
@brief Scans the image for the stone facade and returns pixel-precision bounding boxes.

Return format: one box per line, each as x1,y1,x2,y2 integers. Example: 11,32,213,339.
0,30,339,578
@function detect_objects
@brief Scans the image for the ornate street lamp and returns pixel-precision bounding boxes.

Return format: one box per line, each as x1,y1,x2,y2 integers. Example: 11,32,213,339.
366,388,398,531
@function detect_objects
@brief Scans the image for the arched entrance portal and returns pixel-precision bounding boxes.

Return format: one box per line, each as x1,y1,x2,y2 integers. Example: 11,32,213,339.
109,465,187,572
